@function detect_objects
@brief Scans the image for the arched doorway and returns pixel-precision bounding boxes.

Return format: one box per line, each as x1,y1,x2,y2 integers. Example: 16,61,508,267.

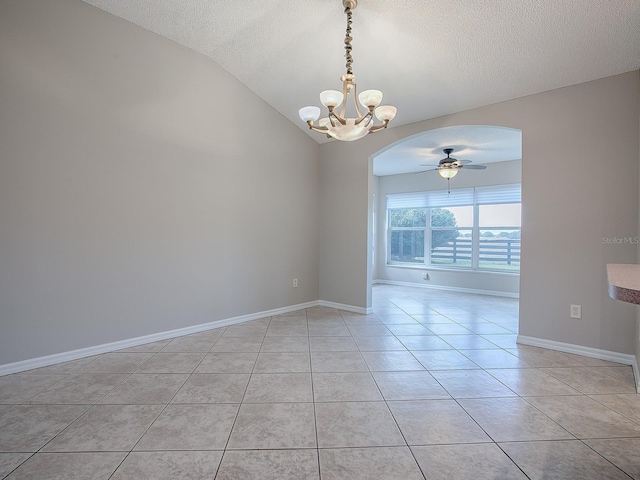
368,125,522,313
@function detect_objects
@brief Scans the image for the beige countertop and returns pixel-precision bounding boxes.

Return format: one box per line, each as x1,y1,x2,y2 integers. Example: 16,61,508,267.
607,264,640,305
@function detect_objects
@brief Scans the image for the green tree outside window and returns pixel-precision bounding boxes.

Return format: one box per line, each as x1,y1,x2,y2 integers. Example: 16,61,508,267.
430,208,459,249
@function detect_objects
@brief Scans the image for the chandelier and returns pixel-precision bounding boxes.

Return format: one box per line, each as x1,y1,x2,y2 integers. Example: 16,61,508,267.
298,0,397,141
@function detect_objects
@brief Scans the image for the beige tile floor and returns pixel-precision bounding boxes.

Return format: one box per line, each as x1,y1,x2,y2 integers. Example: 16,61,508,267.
1,284,639,479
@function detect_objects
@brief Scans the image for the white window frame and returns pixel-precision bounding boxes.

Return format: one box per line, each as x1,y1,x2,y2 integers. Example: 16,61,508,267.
386,184,521,273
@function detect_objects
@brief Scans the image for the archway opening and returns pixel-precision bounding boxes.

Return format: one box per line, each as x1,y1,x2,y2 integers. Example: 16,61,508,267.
368,125,523,327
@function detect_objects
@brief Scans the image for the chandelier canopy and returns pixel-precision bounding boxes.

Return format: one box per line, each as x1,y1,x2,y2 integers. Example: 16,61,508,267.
298,0,397,141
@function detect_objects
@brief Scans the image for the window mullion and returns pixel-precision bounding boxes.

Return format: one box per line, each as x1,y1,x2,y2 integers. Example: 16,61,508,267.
472,203,479,269
425,209,431,266
386,209,392,265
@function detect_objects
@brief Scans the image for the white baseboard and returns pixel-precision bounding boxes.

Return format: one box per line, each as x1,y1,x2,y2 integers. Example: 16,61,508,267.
374,279,519,299
318,300,372,315
0,300,320,376
517,334,639,393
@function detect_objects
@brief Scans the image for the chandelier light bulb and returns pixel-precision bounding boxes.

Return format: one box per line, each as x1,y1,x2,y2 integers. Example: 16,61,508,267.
320,90,344,109
298,106,321,122
374,105,397,122
358,90,383,109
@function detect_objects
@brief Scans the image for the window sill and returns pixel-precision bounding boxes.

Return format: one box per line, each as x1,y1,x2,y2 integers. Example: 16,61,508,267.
385,263,520,277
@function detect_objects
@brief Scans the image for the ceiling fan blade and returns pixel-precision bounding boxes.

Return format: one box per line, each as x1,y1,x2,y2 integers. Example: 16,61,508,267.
463,165,487,170
456,159,472,165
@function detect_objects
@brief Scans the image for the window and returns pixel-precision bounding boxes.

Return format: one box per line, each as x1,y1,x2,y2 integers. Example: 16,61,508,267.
389,208,426,263
387,184,521,272
478,203,521,270
430,205,473,267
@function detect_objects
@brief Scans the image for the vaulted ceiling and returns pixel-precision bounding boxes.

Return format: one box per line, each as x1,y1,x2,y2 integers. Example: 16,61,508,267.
81,0,639,172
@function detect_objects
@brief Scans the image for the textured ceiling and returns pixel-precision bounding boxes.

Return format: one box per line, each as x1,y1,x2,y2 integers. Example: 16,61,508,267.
82,0,639,166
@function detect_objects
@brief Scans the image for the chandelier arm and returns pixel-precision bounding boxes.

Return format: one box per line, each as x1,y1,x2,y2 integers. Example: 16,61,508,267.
329,111,347,126
308,124,329,134
354,111,373,126
368,123,390,133
350,82,364,118
338,75,353,119
337,103,347,119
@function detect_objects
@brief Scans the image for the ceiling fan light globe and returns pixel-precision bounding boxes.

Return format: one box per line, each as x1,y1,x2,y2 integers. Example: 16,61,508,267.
298,106,321,122
359,89,383,108
320,90,344,108
375,105,397,122
438,168,458,179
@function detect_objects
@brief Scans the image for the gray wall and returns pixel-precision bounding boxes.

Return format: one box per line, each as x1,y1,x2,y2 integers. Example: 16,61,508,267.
1,0,638,366
638,88,640,367
375,158,522,295
319,71,640,355
319,141,371,308
0,0,320,364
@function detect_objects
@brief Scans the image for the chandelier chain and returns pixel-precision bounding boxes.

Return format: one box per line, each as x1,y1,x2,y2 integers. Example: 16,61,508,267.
344,6,353,75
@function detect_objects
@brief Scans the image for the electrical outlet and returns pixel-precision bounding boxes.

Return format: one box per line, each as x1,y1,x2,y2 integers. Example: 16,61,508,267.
570,304,582,319
422,272,429,280
293,278,298,288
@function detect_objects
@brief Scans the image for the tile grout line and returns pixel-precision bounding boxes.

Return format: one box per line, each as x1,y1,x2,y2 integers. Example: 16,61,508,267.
110,332,220,478
307,309,323,480
105,325,230,478
213,318,270,479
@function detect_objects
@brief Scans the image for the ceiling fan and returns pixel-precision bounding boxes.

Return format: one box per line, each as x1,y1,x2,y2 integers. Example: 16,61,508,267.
418,148,487,193
419,148,487,179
